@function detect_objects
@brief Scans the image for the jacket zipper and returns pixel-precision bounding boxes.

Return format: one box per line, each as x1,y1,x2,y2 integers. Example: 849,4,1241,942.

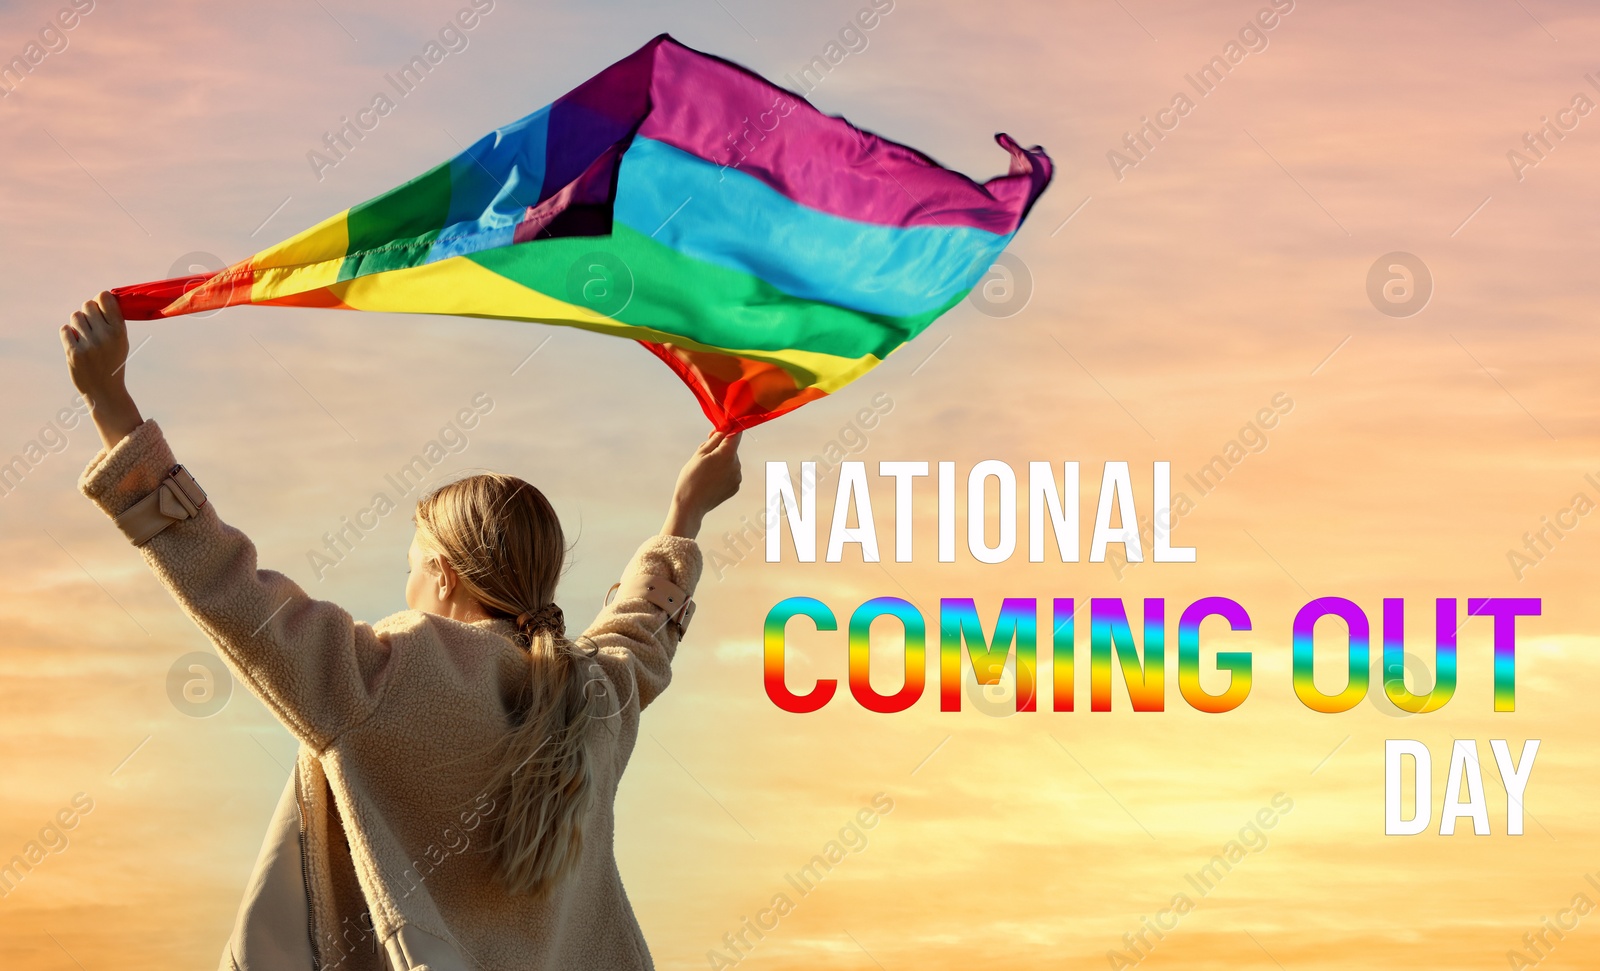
294,766,323,971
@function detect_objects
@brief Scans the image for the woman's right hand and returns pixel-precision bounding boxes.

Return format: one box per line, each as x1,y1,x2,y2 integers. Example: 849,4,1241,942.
662,429,742,539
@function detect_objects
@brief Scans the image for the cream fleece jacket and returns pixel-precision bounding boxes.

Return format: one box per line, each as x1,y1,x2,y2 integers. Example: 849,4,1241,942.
79,419,702,971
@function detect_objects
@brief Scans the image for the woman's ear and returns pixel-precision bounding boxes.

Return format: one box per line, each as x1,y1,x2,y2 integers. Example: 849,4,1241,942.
430,553,459,601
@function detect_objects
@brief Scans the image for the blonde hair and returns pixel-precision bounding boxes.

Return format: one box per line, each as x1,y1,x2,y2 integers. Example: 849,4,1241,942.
414,473,609,897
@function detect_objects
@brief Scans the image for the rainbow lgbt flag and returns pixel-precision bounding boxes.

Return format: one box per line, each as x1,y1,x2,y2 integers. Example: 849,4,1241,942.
112,34,1052,430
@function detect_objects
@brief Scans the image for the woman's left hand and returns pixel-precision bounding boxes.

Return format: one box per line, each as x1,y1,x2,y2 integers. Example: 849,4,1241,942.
61,291,143,449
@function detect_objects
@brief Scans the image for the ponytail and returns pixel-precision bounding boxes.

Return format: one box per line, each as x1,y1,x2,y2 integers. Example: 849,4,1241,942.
482,620,613,896
414,473,607,897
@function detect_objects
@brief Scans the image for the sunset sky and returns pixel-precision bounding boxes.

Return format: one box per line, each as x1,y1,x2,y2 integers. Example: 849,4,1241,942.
3,0,1600,968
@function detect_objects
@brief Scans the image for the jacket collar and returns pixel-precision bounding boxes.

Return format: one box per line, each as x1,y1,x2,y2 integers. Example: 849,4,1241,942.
468,615,531,651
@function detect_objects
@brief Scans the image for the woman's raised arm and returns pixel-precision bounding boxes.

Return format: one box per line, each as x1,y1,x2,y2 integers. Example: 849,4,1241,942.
585,428,742,717
64,293,394,751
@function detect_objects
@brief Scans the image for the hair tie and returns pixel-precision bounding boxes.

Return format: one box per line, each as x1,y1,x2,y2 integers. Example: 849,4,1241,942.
514,602,565,639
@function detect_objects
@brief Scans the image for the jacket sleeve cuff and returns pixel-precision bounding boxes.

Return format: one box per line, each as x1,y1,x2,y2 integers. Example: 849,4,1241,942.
78,418,178,519
626,534,704,597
